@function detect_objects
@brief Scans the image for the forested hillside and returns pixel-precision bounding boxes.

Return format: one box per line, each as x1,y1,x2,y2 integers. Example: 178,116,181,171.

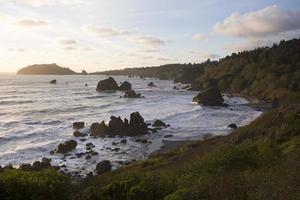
98,38,300,102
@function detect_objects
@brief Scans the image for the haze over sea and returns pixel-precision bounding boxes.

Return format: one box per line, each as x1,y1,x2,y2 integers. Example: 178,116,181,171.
0,74,261,175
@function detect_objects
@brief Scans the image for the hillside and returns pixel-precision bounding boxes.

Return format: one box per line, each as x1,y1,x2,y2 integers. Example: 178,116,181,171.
97,38,300,103
17,63,77,75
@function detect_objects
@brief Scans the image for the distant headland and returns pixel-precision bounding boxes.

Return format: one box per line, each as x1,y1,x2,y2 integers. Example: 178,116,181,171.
17,63,87,75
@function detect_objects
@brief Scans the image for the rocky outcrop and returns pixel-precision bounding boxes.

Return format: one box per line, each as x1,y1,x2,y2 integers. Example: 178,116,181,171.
90,121,109,137
119,81,132,91
108,116,126,136
49,80,57,84
123,90,143,98
73,131,87,137
96,77,118,91
19,157,52,171
129,112,148,135
193,87,225,106
82,70,88,75
91,112,149,137
73,122,84,129
148,82,156,87
228,124,238,129
17,63,76,75
54,140,77,154
152,120,167,128
96,160,112,174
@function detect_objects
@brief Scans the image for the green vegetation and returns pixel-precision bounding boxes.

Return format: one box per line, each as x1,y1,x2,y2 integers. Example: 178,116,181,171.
0,169,71,200
17,63,77,75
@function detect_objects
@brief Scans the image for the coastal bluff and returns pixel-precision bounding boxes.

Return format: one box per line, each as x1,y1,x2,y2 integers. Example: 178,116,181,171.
17,64,77,75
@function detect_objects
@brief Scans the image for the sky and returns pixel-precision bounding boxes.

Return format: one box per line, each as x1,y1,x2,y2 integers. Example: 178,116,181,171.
0,0,300,73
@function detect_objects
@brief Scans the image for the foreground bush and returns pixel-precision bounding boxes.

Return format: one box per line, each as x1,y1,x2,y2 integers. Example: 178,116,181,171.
0,169,71,200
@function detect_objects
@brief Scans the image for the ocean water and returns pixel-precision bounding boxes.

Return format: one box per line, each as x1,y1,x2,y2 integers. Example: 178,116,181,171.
0,75,262,176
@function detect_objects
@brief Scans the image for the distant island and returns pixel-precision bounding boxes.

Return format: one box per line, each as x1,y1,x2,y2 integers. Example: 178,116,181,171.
17,63,83,75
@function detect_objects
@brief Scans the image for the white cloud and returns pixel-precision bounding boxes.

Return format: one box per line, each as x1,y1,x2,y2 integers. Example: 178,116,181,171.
58,39,78,51
63,46,77,51
59,39,77,45
86,25,130,37
192,34,208,41
200,53,220,61
128,36,165,47
16,18,48,27
17,0,86,7
214,5,300,38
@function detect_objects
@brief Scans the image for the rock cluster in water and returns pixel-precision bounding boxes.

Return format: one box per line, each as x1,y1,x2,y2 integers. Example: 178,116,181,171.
96,77,119,91
193,87,226,106
96,77,143,98
91,112,148,137
123,90,143,98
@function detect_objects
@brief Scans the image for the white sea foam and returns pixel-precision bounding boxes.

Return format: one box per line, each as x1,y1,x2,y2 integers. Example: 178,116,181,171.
0,75,262,176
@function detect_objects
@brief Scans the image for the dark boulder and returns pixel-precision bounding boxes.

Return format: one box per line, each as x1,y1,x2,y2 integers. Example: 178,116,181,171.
120,139,127,144
129,112,148,135
123,90,143,98
73,131,87,137
228,124,238,129
19,163,32,171
96,77,118,91
272,97,280,109
90,121,109,137
86,142,95,148
193,87,225,106
108,116,126,135
32,160,51,171
49,80,57,84
119,81,132,91
73,122,84,129
96,160,112,174
152,120,167,127
164,134,173,138
55,140,77,154
148,82,156,87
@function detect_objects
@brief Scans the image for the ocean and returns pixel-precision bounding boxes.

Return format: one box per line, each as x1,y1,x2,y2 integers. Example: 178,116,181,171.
0,74,262,176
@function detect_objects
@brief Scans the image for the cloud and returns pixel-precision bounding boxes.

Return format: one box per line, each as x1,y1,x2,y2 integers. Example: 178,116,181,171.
17,0,86,7
16,19,48,27
156,57,173,62
214,5,300,38
86,25,130,37
192,34,208,41
200,53,220,60
128,36,165,47
63,46,77,51
59,39,77,45
58,39,78,51
224,30,300,52
7,48,25,52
